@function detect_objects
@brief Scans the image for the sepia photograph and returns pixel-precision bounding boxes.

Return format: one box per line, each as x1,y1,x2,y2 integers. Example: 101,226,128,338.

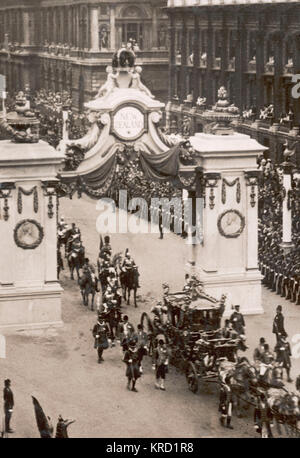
0,0,300,445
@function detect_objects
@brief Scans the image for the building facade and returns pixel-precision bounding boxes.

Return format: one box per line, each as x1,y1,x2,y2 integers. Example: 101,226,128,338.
0,0,169,109
166,0,300,164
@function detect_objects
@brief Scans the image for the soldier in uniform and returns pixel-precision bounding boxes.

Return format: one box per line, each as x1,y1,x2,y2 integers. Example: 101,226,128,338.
92,314,110,363
272,305,287,343
254,392,273,438
153,339,169,391
253,337,266,363
118,315,135,352
123,340,141,392
133,324,148,372
219,375,233,429
229,305,247,351
274,335,293,382
3,379,14,433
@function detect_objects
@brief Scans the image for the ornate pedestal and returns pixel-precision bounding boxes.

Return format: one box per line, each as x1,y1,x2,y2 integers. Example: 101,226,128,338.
190,132,267,316
0,140,64,332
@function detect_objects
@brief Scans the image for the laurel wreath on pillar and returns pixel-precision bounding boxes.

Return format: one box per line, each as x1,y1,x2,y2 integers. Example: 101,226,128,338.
17,186,39,214
221,178,241,205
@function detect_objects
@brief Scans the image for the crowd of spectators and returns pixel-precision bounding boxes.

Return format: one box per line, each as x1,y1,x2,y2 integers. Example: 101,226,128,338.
258,157,300,304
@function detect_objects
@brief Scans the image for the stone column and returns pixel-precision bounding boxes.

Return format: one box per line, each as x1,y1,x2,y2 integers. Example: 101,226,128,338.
169,13,176,100
152,7,158,49
186,189,198,275
110,5,116,51
235,14,247,111
244,171,260,270
274,32,283,121
220,20,228,87
206,12,213,105
90,6,99,51
23,10,30,46
193,15,200,104
179,16,187,102
256,29,265,112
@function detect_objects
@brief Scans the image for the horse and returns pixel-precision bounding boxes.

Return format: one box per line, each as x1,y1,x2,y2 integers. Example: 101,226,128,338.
57,248,64,280
229,357,259,417
119,266,139,307
79,270,99,310
68,247,85,281
58,228,72,257
266,388,300,436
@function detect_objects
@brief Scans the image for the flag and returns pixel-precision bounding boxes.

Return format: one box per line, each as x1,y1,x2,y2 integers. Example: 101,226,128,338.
99,234,103,252
32,396,53,438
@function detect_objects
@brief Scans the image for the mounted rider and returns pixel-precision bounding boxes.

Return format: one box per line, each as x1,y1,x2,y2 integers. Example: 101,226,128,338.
99,235,112,261
57,216,69,238
82,258,97,284
121,249,140,288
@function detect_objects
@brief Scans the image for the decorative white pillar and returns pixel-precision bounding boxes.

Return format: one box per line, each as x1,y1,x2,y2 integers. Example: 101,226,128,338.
90,6,99,52
23,11,30,46
189,130,267,316
280,162,294,253
110,6,116,51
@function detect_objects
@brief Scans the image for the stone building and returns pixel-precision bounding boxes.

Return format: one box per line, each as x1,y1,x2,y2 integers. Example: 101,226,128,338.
166,0,300,164
0,0,169,109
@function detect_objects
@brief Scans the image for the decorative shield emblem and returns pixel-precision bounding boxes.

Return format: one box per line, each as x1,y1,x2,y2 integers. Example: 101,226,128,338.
14,219,44,250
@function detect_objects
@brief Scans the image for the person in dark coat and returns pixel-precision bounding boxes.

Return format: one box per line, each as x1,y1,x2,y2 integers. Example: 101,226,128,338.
254,393,273,438
92,314,110,363
272,305,287,343
153,339,169,391
132,324,148,371
123,340,141,392
118,315,135,352
219,375,233,429
274,335,293,382
3,379,14,433
229,305,245,336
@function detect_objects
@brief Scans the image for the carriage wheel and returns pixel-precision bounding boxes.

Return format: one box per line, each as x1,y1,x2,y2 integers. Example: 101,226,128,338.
186,362,199,393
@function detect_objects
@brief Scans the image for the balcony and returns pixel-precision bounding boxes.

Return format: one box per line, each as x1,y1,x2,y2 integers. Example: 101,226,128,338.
199,53,207,68
247,59,256,72
283,59,294,75
213,57,221,69
264,57,274,74
228,57,235,71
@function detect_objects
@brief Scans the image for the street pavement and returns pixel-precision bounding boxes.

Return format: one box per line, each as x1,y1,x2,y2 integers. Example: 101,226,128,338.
0,195,299,438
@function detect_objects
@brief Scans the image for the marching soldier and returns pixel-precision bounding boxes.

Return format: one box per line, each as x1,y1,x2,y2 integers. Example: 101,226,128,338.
3,379,14,433
254,393,273,438
118,315,135,352
253,337,266,363
92,314,110,364
123,340,141,392
272,305,287,343
274,335,293,382
153,339,169,391
219,375,233,429
133,324,148,371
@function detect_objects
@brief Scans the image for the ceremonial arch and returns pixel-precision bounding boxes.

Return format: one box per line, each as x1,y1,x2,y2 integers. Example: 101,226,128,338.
58,47,267,316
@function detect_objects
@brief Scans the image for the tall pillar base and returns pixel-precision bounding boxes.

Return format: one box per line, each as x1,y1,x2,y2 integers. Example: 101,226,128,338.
196,269,264,317
0,283,63,333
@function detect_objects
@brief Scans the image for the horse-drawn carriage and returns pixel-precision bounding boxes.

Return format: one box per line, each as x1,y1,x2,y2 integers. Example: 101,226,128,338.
141,283,241,392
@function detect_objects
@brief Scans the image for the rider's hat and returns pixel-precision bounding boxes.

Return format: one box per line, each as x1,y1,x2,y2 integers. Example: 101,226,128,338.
104,236,110,244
